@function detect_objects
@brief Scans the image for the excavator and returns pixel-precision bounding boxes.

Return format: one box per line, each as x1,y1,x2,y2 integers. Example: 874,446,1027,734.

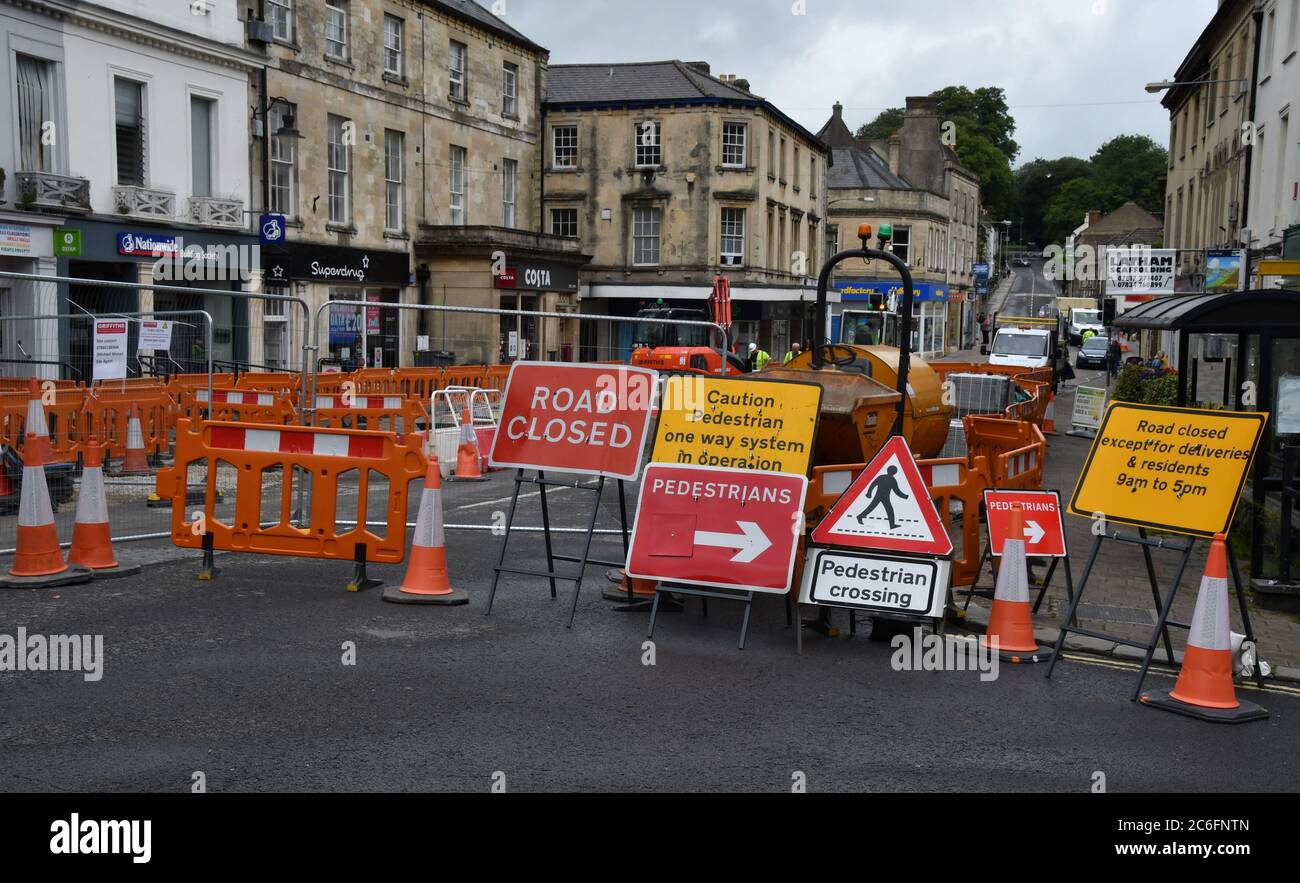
629,276,748,376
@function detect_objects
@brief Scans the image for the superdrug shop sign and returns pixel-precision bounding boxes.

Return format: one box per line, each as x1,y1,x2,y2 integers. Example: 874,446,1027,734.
494,261,579,293
263,244,410,287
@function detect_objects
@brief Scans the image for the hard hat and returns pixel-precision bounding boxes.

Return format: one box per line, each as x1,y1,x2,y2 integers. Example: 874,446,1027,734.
748,342,757,352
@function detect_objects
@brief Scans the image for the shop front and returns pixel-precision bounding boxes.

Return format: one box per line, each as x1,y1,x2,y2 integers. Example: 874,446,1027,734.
53,217,259,380
493,259,580,363
0,211,64,379
263,243,411,371
833,279,949,359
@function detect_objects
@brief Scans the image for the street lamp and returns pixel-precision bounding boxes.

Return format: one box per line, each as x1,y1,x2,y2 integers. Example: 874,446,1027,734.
1145,78,1247,94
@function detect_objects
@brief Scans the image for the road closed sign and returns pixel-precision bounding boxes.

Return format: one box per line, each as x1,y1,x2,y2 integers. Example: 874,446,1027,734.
626,464,807,594
489,362,657,480
1069,402,1267,537
653,375,821,475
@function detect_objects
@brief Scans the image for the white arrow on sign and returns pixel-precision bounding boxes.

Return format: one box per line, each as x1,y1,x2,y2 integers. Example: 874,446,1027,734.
1024,520,1045,545
695,521,771,564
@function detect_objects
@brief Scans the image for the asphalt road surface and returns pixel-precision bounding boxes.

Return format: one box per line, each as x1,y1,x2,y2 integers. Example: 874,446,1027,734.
2,473,1297,793
998,258,1062,321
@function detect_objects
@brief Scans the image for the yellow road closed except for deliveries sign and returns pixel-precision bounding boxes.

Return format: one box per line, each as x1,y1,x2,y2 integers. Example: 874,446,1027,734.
1069,402,1268,538
653,375,822,475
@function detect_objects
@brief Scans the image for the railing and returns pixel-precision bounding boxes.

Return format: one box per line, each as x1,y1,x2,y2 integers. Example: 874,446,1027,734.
188,196,245,228
15,171,90,212
113,185,176,220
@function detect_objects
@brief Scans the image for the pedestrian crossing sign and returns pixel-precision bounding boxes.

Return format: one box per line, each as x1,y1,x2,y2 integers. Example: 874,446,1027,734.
810,435,953,556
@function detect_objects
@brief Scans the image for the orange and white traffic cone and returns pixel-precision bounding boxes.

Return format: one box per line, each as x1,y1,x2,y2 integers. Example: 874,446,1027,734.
67,436,119,570
603,569,659,603
1141,534,1268,723
24,377,53,464
120,403,150,474
383,455,468,605
9,433,68,578
982,502,1053,663
1042,392,1058,435
450,404,487,481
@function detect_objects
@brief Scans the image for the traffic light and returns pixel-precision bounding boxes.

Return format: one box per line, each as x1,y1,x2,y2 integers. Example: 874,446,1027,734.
868,293,885,311
1102,298,1116,327
877,224,893,249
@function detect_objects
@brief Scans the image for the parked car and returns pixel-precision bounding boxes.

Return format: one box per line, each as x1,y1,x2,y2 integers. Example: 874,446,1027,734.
1075,335,1109,369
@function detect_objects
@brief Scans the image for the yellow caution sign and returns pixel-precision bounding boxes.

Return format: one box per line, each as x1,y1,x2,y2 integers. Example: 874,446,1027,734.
653,375,822,475
1069,402,1268,537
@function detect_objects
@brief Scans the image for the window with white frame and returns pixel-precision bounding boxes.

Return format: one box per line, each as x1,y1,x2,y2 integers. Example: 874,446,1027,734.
502,62,518,116
553,125,577,168
632,207,661,265
384,130,403,231
383,15,403,76
449,41,467,101
325,0,349,60
114,77,146,186
720,208,745,266
551,208,577,238
891,225,911,264
15,54,56,173
722,122,747,167
635,121,660,167
327,115,350,224
449,145,466,225
270,102,296,216
502,158,517,228
268,0,293,41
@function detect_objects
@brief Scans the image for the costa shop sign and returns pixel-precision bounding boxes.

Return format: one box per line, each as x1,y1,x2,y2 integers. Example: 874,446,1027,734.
494,261,579,293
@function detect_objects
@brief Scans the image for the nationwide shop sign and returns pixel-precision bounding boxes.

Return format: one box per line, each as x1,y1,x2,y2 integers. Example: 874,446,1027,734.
799,547,949,619
652,375,822,475
118,231,179,257
1069,402,1268,537
626,464,807,595
92,319,129,381
489,362,657,480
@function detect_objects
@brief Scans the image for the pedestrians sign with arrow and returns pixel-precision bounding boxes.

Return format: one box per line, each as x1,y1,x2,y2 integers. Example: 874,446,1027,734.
626,464,807,594
810,436,953,556
984,489,1067,558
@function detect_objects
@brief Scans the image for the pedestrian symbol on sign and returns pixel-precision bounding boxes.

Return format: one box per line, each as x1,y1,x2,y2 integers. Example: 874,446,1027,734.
856,464,910,531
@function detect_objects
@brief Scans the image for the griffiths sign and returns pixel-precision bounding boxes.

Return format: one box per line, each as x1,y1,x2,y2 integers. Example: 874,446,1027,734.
652,375,821,475
1069,402,1267,537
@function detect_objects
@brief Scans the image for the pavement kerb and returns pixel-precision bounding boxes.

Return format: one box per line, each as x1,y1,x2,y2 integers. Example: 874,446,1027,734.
954,598,1300,686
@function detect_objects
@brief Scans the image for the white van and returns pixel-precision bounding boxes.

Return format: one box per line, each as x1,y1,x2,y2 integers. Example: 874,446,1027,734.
1067,308,1104,345
987,327,1053,370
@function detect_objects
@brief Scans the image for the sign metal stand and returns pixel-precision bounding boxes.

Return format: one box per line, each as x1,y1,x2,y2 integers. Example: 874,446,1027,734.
485,468,630,628
649,584,756,650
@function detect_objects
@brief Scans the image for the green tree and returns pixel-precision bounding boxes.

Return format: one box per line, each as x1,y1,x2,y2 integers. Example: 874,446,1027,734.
1042,177,1126,244
929,85,1019,162
1014,156,1092,245
856,106,904,140
1089,134,1168,214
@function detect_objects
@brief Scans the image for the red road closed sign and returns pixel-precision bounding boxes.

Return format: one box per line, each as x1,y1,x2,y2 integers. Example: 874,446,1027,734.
984,489,1068,557
489,362,657,480
626,464,807,594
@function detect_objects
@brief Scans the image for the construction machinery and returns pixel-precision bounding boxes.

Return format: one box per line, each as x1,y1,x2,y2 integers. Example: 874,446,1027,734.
629,276,747,375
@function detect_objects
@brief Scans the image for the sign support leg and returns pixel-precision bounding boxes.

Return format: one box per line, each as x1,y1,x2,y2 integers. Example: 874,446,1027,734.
1130,538,1195,700
564,476,606,629
1137,527,1177,664
484,469,525,616
1045,533,1103,679
1228,543,1266,689
1031,557,1059,613
536,469,558,600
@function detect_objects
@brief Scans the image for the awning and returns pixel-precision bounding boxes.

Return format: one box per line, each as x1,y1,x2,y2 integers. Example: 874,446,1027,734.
1113,289,1300,332
585,284,838,303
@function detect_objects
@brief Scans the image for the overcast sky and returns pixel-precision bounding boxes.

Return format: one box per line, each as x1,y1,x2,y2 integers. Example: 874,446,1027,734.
504,0,1216,166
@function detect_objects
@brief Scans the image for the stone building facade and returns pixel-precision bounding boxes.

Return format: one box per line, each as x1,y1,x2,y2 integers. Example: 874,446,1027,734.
541,60,829,361
816,98,981,359
248,0,584,369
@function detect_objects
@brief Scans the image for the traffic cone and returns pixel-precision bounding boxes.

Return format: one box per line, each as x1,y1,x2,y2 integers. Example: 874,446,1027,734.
1141,534,1268,723
9,433,68,578
383,454,468,605
1042,392,1058,435
603,568,659,603
120,403,150,474
981,502,1053,663
24,378,53,464
67,436,118,570
450,404,487,481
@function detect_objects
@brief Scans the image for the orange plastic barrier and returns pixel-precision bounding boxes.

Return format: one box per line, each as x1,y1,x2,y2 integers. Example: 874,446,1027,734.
396,367,445,401
312,393,428,435
84,389,170,463
964,414,1045,491
441,366,486,390
185,388,296,425
155,418,425,564
481,365,510,392
0,387,87,463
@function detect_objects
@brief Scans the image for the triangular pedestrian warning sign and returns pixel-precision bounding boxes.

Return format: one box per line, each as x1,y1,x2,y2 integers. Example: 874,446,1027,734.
811,435,953,556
